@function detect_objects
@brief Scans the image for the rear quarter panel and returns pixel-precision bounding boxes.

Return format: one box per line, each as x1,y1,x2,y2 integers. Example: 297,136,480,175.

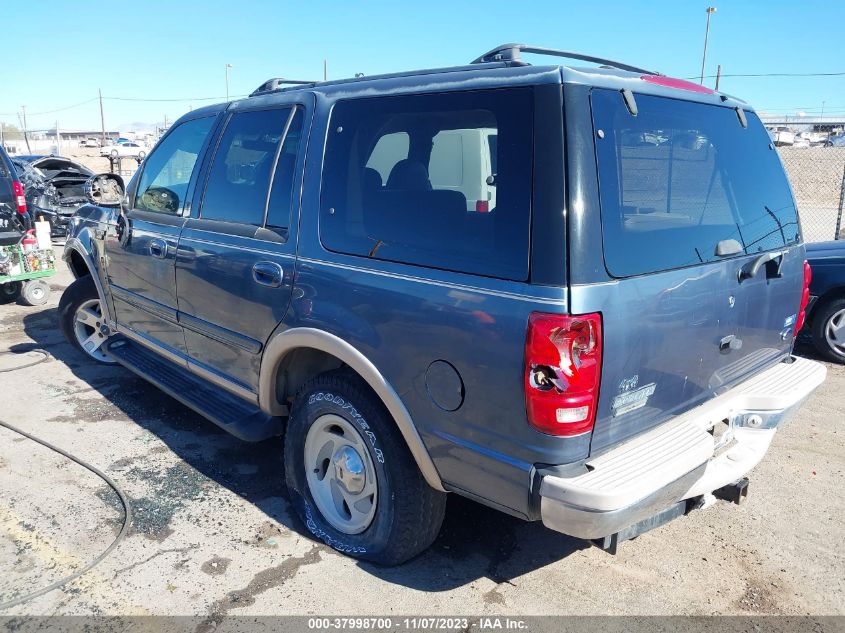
287,86,577,518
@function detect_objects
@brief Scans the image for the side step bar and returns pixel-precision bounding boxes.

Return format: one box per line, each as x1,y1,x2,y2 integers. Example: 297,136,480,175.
106,336,284,442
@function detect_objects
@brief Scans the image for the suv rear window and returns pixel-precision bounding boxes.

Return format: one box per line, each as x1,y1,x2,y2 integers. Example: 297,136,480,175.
319,89,533,281
592,89,800,277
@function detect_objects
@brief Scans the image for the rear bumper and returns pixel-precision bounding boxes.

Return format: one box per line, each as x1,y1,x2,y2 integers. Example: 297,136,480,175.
539,356,826,539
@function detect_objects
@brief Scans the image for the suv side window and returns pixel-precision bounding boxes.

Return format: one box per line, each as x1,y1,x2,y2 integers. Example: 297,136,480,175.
200,108,291,226
135,116,214,215
320,89,533,281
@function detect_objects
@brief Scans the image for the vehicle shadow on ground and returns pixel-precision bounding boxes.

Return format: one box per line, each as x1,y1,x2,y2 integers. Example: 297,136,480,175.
14,306,586,591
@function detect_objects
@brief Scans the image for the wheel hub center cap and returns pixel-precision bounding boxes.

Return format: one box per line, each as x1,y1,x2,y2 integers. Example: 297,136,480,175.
332,445,366,494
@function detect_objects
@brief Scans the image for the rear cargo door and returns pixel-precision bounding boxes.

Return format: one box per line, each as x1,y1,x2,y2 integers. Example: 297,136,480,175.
582,89,802,451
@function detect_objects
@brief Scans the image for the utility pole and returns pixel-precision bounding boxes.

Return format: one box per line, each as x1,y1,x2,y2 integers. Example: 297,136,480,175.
99,89,106,146
324,59,327,81
715,64,722,91
20,106,31,154
225,63,233,102
700,7,717,85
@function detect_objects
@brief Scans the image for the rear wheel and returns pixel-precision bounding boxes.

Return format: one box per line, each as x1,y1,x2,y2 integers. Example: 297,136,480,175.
0,282,22,304
285,370,446,565
20,280,50,306
59,275,116,364
811,297,845,364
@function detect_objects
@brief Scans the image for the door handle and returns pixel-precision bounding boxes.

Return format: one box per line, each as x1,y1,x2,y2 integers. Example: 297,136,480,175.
149,239,168,259
252,261,284,288
738,250,785,282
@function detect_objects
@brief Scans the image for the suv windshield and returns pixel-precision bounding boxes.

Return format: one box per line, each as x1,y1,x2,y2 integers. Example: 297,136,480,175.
592,90,800,277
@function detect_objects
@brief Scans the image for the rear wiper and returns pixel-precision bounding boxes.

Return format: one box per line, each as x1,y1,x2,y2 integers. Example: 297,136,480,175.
764,205,787,244
368,239,385,258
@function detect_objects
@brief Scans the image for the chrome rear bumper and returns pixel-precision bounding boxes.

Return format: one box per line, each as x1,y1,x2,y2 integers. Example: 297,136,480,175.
539,356,826,540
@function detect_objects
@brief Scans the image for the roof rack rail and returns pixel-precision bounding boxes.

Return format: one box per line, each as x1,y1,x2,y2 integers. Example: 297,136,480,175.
471,43,659,75
250,77,317,97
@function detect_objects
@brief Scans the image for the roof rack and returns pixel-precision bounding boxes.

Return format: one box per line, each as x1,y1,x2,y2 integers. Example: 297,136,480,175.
250,77,317,97
471,43,659,75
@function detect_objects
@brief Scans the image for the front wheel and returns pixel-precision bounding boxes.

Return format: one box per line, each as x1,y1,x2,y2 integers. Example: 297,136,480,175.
59,275,116,364
811,297,845,364
285,370,446,565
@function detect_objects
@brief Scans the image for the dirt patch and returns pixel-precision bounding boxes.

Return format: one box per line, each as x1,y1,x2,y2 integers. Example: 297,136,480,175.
200,556,231,576
197,546,321,632
252,520,288,549
96,462,211,542
733,579,784,614
483,587,506,605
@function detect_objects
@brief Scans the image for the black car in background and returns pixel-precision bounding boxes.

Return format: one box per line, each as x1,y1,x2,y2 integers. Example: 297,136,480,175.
804,240,845,363
11,155,93,237
0,146,30,245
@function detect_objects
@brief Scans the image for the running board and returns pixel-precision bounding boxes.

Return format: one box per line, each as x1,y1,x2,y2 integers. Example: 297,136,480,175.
105,337,284,442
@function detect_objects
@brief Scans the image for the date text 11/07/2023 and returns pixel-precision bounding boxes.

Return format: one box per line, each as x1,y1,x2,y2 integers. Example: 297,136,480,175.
306,617,529,630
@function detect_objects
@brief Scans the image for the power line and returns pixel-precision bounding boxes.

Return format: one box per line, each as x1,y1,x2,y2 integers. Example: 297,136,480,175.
103,94,247,102
692,71,845,80
27,97,100,116
3,70,845,122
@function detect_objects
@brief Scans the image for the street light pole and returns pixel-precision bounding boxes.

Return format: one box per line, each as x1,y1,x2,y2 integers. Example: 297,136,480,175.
225,63,233,102
700,7,717,85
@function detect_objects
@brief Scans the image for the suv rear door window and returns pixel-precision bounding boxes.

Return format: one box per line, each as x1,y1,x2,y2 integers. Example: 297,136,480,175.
592,90,800,277
320,88,533,281
201,108,289,226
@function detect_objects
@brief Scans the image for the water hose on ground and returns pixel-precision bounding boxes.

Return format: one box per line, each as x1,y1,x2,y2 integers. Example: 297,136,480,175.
0,350,131,610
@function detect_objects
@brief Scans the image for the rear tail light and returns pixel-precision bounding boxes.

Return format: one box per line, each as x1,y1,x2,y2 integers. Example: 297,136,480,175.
475,200,489,213
795,260,812,334
12,181,27,214
524,312,603,436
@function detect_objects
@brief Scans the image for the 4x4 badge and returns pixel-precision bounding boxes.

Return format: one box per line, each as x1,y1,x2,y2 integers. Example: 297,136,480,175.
612,382,656,417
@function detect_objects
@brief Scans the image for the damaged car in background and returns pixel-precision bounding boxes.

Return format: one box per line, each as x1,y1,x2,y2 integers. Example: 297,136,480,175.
11,155,93,238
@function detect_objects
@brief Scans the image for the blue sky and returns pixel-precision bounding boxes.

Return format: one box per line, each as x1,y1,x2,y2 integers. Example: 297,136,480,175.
1,0,843,132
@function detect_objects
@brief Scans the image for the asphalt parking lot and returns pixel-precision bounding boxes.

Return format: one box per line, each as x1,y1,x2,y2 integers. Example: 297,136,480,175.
0,266,843,618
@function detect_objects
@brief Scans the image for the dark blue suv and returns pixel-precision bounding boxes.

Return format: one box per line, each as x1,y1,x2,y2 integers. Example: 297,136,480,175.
60,45,826,564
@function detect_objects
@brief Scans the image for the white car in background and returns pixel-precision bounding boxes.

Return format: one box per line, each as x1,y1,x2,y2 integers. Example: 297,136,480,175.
100,142,147,160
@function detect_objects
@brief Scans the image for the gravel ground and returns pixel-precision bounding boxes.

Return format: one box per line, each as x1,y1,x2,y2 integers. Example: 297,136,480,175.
0,266,843,619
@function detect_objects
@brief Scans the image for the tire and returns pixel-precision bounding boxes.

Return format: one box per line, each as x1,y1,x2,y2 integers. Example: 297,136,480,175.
810,297,845,364
20,280,50,306
0,281,22,304
58,275,116,364
285,369,446,565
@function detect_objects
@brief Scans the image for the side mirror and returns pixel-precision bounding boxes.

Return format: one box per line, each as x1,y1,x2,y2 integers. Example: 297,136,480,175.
84,173,126,208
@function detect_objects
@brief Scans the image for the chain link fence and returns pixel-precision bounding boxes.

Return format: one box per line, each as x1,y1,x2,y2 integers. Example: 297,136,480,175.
778,146,845,242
